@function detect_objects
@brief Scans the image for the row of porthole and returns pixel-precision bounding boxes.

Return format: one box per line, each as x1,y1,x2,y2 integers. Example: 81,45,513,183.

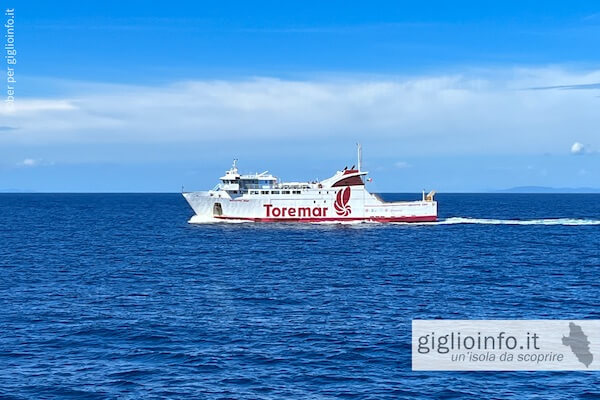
249,190,303,195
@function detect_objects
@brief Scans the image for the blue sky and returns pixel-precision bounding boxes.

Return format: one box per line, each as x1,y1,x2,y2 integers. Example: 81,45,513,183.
1,0,599,191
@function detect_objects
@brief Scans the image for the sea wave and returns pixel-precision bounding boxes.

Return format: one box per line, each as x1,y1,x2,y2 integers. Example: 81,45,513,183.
435,217,600,226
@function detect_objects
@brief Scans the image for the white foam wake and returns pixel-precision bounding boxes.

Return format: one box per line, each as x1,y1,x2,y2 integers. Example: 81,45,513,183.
188,215,219,224
434,217,600,226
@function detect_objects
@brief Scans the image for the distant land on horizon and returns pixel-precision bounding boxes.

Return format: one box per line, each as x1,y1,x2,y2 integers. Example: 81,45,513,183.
0,189,37,193
494,186,600,194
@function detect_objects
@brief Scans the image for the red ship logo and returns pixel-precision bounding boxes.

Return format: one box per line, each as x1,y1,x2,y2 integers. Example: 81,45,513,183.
334,186,352,216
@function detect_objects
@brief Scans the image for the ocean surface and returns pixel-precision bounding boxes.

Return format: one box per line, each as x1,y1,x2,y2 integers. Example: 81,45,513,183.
0,193,599,399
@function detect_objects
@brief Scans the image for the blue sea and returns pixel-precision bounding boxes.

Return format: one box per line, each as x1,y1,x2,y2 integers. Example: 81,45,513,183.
1,193,599,399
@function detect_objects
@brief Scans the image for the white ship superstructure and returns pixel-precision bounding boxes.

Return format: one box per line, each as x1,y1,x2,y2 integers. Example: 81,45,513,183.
183,145,437,223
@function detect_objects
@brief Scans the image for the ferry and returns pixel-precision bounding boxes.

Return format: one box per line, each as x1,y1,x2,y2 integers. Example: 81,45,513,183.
183,145,437,223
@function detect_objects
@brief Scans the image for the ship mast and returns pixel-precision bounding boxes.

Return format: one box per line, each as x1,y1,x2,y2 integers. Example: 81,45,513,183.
357,143,362,172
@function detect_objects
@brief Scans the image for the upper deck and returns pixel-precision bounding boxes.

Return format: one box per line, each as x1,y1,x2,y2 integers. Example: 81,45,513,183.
213,159,367,197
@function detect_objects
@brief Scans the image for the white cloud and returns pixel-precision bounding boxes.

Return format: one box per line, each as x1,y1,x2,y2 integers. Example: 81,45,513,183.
18,158,38,167
571,142,585,155
0,100,76,116
1,68,600,156
15,158,55,167
394,161,411,168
